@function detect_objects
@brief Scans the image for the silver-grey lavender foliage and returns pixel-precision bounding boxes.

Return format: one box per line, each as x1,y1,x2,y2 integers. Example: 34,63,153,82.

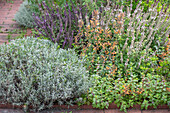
0,37,91,111
15,0,37,28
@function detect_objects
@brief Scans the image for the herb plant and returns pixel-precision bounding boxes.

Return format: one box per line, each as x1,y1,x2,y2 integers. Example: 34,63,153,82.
33,1,87,48
76,1,170,112
0,37,91,112
15,0,39,28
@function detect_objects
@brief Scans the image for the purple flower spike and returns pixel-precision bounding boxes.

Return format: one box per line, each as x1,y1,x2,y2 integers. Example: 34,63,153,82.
147,0,149,4
32,0,86,49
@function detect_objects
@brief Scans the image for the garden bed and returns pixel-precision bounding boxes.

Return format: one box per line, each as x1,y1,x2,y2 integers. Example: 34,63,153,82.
0,0,170,113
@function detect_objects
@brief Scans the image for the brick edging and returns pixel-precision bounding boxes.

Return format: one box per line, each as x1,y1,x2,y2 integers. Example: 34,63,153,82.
0,102,169,110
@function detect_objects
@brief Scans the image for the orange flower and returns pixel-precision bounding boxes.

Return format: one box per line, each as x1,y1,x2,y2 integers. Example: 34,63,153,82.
78,19,84,28
92,60,94,63
86,25,90,30
101,55,105,59
105,51,109,54
106,66,110,70
108,42,111,46
95,20,99,26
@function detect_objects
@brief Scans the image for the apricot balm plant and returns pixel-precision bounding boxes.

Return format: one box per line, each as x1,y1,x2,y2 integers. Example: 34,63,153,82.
75,0,170,112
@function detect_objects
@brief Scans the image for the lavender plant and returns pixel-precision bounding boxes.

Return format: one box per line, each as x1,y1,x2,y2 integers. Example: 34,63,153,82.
33,1,87,49
15,0,38,28
0,37,91,112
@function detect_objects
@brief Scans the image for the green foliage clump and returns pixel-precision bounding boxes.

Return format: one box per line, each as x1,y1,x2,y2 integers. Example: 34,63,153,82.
76,1,170,112
156,57,170,83
0,37,91,112
78,73,169,112
15,0,38,28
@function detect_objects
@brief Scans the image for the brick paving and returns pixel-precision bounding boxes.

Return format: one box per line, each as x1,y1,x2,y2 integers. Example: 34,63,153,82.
0,0,170,113
0,0,23,44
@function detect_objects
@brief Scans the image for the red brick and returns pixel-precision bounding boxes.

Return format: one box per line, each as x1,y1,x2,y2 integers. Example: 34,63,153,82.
40,109,75,113
61,105,79,109
0,4,20,8
1,15,15,18
105,109,124,113
0,34,19,44
129,104,141,109
0,20,17,25
79,105,94,109
142,110,170,113
0,34,9,40
74,109,104,113
108,102,119,109
0,33,19,38
0,40,8,45
0,12,9,15
0,9,19,12
0,28,20,33
0,109,24,113
105,109,142,113
127,109,141,113
0,4,6,7
0,11,17,15
157,105,169,109
1,6,20,9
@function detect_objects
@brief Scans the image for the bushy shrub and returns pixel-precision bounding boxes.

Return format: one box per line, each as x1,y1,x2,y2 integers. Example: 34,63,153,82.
78,72,169,112
0,37,91,112
114,1,170,79
15,0,39,28
75,9,118,77
33,1,87,49
76,1,170,112
75,0,170,77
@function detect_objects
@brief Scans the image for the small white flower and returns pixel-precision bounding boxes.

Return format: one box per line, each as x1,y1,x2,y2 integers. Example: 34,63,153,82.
119,9,122,12
127,14,131,17
141,32,144,36
136,15,139,19
131,29,135,33
151,16,154,20
128,23,132,26
141,26,145,29
105,7,110,11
